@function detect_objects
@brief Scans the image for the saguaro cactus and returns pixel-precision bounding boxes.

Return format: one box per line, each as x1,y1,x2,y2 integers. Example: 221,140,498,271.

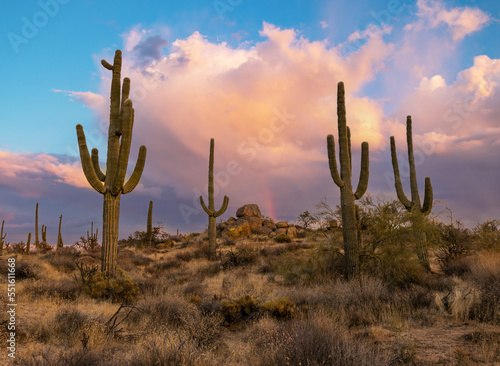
76,49,147,277
200,138,229,260
41,224,47,244
0,220,7,254
327,82,369,279
57,215,63,249
87,222,98,243
26,232,31,253
146,200,153,247
35,202,39,246
390,116,433,271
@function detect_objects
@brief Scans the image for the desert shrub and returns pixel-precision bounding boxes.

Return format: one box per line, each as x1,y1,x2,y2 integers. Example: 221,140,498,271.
262,297,298,320
436,221,473,275
47,255,77,273
250,317,391,366
274,234,291,243
146,258,181,274
221,294,264,326
196,262,221,278
84,269,141,304
175,250,193,262
221,245,258,269
130,254,154,266
474,219,500,251
118,225,170,248
15,347,111,366
25,278,80,301
9,242,27,253
13,260,40,280
74,235,98,251
467,254,500,323
53,307,88,340
192,241,210,259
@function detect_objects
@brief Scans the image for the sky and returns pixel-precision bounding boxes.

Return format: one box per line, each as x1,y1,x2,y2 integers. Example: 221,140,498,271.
0,0,499,245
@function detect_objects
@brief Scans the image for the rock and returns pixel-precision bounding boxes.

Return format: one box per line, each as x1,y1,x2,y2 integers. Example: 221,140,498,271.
225,221,251,239
286,226,298,238
329,219,338,229
263,219,277,230
276,221,288,229
276,228,287,236
219,222,228,230
236,204,262,218
227,217,237,223
236,216,263,231
254,226,273,236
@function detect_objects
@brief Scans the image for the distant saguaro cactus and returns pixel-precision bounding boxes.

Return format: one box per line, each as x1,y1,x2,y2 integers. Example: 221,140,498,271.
200,138,229,260
57,215,63,249
146,200,153,247
0,220,7,254
87,222,98,247
76,49,147,277
327,82,369,279
390,116,433,271
41,224,47,244
35,202,39,246
26,232,31,253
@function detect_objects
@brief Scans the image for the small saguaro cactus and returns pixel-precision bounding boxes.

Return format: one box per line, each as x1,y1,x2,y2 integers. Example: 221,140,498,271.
0,220,7,254
57,215,63,249
200,138,229,260
76,49,147,277
26,232,31,253
146,200,153,247
327,81,369,279
87,222,98,244
35,202,39,246
41,224,47,244
390,116,433,271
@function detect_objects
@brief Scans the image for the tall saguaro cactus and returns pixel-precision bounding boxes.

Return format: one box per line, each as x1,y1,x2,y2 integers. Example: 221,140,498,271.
390,116,433,271
0,220,7,255
146,200,153,247
35,202,39,246
327,82,369,279
76,49,147,277
57,215,63,249
200,138,229,260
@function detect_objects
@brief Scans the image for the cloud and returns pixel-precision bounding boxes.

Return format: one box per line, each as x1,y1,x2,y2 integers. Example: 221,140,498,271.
409,0,490,41
319,21,328,29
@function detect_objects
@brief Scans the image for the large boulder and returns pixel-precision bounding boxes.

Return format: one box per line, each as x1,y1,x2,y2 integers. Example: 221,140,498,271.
286,226,298,238
262,219,277,230
236,204,262,218
276,221,288,229
236,216,263,231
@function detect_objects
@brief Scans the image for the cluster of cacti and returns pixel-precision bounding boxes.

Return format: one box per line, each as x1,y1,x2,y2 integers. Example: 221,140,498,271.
200,138,229,260
57,215,63,249
0,220,7,254
76,49,147,277
87,221,98,244
390,116,433,271
327,82,369,279
146,200,153,247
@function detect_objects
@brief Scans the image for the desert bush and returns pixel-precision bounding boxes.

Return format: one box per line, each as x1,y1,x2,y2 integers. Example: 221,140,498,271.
47,255,77,273
436,220,473,275
12,260,40,280
273,234,291,243
74,235,98,251
221,245,258,269
15,347,112,366
84,269,141,304
53,307,88,340
196,262,221,278
250,317,391,366
175,250,193,262
146,258,181,274
262,297,298,320
221,294,264,326
24,278,80,301
474,219,500,251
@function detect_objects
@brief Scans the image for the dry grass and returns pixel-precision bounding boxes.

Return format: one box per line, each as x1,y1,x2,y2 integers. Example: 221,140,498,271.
1,236,499,365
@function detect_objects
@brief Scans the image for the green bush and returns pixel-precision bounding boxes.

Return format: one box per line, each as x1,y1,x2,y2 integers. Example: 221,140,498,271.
221,294,263,325
262,298,297,320
84,269,140,304
274,234,292,243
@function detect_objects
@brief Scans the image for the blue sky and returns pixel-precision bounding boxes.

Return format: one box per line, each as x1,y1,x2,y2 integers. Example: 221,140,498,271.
0,0,499,244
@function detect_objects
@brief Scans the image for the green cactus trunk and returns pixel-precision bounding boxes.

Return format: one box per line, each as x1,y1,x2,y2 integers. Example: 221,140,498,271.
327,82,369,279
0,220,6,255
76,50,147,277
35,202,39,246
390,116,433,272
57,215,63,249
200,138,229,260
26,232,31,253
146,200,153,247
102,192,120,276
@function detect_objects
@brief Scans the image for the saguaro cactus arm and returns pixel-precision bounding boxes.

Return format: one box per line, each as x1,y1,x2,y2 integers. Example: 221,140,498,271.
200,195,229,217
91,149,106,182
422,177,433,215
390,136,412,210
354,142,369,199
122,145,147,194
327,135,344,188
76,125,106,194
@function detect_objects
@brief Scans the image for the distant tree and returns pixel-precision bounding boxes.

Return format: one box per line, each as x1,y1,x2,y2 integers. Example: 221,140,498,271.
297,210,315,229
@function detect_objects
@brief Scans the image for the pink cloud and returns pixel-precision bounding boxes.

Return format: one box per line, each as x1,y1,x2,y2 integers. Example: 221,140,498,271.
411,0,490,41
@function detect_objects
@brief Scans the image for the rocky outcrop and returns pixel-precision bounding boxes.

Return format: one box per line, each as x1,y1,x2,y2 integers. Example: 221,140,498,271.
236,204,262,218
